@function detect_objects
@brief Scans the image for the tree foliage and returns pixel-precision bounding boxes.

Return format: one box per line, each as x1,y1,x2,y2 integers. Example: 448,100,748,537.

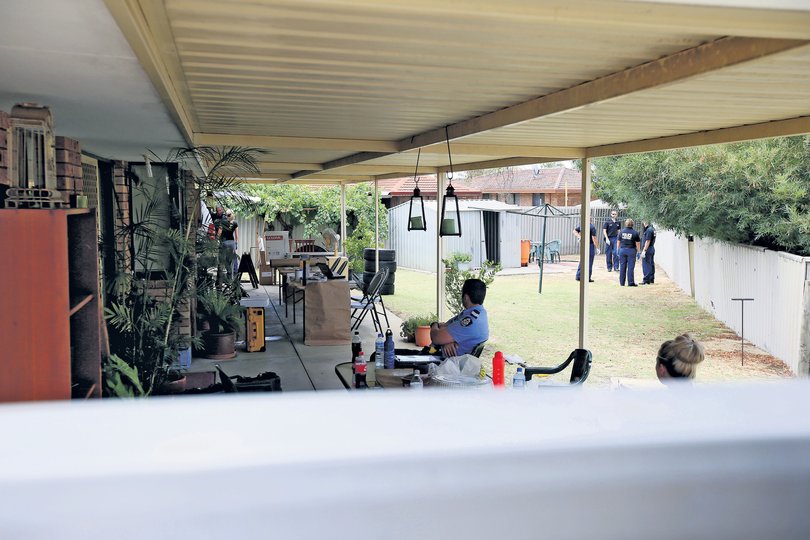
232,183,388,270
593,136,810,255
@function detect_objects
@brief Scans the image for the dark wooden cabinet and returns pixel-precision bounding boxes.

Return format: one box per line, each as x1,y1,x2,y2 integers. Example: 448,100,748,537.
0,209,101,402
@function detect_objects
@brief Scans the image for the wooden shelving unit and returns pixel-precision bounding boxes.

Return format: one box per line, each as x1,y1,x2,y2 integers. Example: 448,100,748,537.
0,209,102,402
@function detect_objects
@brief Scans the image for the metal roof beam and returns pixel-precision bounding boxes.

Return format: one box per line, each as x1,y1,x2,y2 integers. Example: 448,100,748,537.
399,37,808,153
587,116,810,158
419,144,585,159
193,133,398,152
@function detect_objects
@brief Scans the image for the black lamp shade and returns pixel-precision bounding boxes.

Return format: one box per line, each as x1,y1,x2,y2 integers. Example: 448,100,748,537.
439,185,462,237
407,187,427,231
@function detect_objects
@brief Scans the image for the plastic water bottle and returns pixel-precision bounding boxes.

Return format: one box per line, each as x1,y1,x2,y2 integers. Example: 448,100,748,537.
512,367,526,389
354,351,368,389
410,369,423,390
375,333,385,369
384,328,395,369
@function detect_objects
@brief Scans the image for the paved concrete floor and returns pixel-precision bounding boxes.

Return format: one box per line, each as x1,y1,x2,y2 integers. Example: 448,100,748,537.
187,284,406,391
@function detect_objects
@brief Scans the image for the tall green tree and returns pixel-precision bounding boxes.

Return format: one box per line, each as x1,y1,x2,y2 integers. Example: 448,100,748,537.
232,183,388,270
593,136,810,256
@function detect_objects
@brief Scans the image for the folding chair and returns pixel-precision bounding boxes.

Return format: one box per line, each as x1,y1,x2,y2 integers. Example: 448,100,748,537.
350,268,390,333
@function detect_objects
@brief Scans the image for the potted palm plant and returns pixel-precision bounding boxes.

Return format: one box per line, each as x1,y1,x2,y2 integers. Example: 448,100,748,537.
103,146,263,396
197,287,243,359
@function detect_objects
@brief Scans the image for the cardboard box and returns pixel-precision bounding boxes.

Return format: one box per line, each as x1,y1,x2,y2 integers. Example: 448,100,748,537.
264,230,289,259
259,265,274,286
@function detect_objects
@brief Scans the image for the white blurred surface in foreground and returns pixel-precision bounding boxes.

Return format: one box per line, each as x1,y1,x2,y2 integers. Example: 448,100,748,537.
1,381,809,539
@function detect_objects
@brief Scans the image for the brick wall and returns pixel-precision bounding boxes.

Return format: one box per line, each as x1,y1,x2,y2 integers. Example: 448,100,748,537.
0,110,8,186
112,161,131,274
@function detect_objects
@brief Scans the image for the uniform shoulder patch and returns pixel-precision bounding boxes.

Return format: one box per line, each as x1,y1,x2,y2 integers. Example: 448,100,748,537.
470,309,480,319
460,317,473,327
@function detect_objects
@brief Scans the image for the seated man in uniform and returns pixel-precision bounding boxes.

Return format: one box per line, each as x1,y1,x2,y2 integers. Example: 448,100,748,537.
428,279,489,357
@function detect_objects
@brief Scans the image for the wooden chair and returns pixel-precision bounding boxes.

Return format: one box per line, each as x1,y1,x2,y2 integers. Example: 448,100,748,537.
291,239,315,252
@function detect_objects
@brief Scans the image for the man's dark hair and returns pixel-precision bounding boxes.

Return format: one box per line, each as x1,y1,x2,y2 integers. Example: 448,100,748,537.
461,278,487,305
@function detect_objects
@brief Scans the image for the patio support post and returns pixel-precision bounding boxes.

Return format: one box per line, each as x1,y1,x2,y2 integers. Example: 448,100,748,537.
340,182,347,255
374,178,379,271
437,172,447,321
578,158,592,349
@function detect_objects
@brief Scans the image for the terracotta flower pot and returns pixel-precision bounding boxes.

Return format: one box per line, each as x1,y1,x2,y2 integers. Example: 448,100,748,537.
203,331,237,360
159,375,187,395
415,325,432,347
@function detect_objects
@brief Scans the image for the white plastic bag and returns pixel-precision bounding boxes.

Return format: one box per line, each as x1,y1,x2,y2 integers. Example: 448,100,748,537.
428,355,488,387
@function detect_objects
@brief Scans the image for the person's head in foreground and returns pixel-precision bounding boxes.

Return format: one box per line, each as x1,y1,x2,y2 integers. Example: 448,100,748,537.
225,209,235,221
611,210,618,219
461,278,486,309
656,333,705,384
625,218,634,228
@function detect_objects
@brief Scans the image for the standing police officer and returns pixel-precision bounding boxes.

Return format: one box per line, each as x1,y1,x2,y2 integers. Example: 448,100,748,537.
602,210,621,272
574,220,600,282
641,220,657,285
618,218,641,287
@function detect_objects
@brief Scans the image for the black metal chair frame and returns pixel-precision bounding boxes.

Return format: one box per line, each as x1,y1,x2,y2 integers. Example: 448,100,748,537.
524,348,592,385
350,268,390,333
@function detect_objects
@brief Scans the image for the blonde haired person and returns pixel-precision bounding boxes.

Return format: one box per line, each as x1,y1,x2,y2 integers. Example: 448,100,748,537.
656,333,705,383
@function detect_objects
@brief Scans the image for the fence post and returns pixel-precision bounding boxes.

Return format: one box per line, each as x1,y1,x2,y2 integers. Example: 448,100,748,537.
800,270,810,377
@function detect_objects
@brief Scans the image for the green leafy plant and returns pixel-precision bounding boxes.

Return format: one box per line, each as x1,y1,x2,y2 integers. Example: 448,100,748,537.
104,146,261,395
593,135,810,255
443,252,501,315
400,313,437,340
197,288,243,333
230,183,388,272
103,354,146,397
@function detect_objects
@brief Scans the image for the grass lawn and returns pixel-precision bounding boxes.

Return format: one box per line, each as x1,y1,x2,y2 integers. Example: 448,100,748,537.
385,266,791,386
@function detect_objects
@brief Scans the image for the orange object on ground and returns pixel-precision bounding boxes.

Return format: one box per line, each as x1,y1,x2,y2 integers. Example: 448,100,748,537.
520,239,531,267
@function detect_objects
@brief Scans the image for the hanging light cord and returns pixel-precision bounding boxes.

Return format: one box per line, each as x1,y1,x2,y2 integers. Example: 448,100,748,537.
412,148,421,188
444,125,454,184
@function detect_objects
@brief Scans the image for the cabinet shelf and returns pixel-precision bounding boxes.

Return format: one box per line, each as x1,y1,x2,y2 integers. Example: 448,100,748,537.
69,293,94,316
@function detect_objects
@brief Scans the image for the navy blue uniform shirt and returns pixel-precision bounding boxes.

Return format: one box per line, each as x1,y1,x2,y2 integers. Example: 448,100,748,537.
575,224,598,238
619,227,640,248
642,224,656,247
603,219,622,238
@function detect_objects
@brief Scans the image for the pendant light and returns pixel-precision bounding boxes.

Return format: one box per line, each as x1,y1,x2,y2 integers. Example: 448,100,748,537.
439,127,461,237
407,148,427,231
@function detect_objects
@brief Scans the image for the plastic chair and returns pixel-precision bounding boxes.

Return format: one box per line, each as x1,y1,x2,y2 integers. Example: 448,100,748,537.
350,268,390,333
545,240,561,263
523,348,592,385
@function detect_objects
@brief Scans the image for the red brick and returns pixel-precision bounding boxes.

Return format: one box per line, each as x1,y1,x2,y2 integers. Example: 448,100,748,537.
73,179,83,191
55,148,81,166
56,177,74,191
55,136,80,153
56,163,81,177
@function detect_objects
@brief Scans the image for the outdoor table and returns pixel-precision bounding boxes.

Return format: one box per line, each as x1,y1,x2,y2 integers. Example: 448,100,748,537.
335,362,416,390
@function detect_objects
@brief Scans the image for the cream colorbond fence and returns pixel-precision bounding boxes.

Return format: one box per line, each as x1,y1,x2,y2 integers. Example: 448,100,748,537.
655,230,810,375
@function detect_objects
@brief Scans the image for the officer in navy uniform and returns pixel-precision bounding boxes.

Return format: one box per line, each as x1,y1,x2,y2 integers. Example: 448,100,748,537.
641,220,657,284
430,279,489,358
574,220,599,282
602,210,622,272
618,218,641,286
